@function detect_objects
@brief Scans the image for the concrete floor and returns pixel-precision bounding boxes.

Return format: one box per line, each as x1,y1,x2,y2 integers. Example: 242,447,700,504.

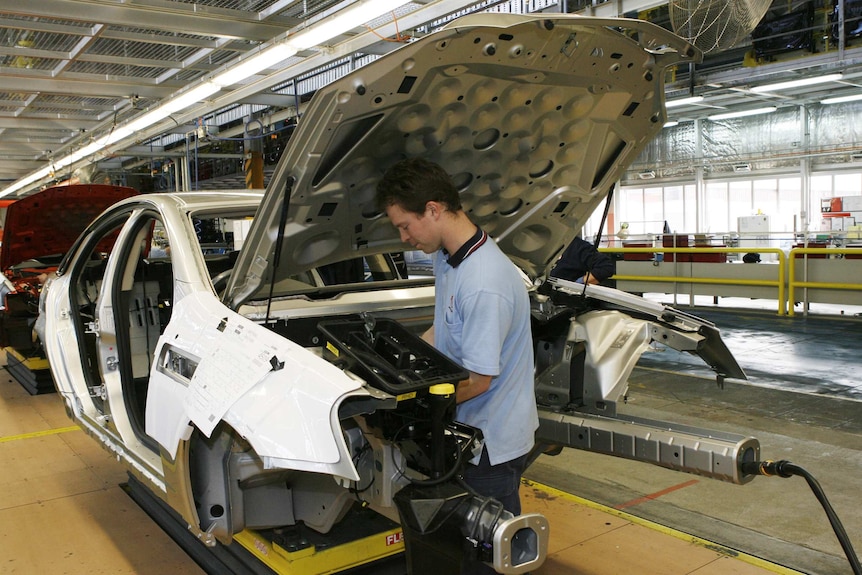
526,307,862,575
1,308,859,574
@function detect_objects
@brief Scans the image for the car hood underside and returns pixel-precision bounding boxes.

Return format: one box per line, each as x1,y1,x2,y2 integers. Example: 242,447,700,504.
226,14,699,308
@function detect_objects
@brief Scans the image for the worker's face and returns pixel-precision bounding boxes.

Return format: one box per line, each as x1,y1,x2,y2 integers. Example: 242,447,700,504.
385,202,441,253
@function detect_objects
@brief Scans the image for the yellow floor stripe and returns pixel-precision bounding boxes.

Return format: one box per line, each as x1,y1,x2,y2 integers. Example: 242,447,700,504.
0,425,80,443
524,479,806,575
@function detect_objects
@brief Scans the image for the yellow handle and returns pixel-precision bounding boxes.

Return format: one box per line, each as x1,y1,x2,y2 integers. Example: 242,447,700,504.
429,383,455,396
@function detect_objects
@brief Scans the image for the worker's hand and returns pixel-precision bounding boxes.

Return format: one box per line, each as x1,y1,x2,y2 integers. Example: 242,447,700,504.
583,272,600,285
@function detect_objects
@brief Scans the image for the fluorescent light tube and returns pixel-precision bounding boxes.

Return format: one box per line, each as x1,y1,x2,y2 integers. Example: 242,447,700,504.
663,120,679,128
750,73,843,93
665,96,703,108
211,46,299,87
0,166,52,198
1,0,413,198
161,82,221,114
821,93,862,105
124,82,221,134
211,0,412,87
289,0,412,50
708,107,776,121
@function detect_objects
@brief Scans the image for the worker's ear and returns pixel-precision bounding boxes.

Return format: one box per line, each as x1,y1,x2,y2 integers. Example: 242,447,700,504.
425,201,440,218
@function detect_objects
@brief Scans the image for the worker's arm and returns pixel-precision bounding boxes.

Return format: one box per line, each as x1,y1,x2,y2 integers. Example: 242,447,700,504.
423,324,490,402
456,371,492,403
585,249,615,281
422,325,434,345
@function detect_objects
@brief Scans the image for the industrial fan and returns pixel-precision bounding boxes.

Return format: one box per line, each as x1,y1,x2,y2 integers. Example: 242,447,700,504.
669,0,772,53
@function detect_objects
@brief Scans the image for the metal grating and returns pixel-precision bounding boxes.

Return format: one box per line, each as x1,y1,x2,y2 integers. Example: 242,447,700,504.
66,61,171,78
0,55,60,71
278,0,346,20
36,94,124,109
173,0,283,10
111,27,221,42
1,29,84,52
0,14,95,27
88,38,204,61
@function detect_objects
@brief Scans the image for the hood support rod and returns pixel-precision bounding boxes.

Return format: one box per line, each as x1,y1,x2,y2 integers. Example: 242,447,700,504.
264,176,294,329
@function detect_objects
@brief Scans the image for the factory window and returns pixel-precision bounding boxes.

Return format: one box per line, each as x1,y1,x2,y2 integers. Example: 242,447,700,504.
728,181,752,230
663,186,684,232
618,187,644,234
753,180,778,218
616,184,696,236
582,197,608,240
703,181,729,234
834,173,862,195
643,187,663,228
776,178,802,233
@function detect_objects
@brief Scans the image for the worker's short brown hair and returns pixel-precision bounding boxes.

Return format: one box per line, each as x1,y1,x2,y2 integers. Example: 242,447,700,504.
376,157,462,215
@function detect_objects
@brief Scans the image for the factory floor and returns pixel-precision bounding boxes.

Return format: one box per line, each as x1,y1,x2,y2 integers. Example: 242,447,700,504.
0,308,859,575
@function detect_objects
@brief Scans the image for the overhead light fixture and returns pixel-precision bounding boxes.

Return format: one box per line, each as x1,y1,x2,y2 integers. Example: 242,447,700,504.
212,0,411,87
821,93,862,105
663,120,679,128
0,0,412,198
750,73,843,93
708,106,777,121
211,48,298,87
289,0,410,50
638,170,656,180
733,163,752,173
665,95,704,108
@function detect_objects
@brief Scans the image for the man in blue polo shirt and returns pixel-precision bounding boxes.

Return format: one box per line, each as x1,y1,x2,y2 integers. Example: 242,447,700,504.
376,158,539,574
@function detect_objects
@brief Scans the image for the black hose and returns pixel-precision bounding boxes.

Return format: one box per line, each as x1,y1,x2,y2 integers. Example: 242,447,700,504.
743,460,861,575
407,436,463,487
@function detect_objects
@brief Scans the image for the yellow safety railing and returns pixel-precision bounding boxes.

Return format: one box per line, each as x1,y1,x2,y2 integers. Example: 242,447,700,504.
787,247,862,317
601,247,788,315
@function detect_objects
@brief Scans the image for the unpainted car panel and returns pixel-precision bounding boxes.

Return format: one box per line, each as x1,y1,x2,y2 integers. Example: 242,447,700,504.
148,290,366,480
574,309,653,407
43,193,367,482
547,277,746,381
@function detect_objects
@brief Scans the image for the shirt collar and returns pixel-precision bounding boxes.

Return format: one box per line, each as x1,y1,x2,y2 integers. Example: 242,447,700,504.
445,227,487,268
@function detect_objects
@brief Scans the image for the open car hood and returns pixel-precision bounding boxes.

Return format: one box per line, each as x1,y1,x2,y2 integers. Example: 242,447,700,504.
227,13,699,307
1,183,139,273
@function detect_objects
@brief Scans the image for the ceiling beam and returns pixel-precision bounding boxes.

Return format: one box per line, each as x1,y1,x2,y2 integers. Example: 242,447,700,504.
6,0,299,42
0,116,103,130
236,93,300,108
0,99,117,112
0,70,181,99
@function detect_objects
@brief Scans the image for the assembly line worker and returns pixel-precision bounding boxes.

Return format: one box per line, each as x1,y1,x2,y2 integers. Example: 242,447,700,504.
550,235,615,285
376,158,539,575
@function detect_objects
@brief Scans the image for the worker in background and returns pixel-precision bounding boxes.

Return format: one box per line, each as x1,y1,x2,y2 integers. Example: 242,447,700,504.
550,235,615,285
376,158,539,575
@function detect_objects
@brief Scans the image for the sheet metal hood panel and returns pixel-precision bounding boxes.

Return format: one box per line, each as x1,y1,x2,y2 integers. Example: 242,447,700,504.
228,14,699,307
1,184,139,272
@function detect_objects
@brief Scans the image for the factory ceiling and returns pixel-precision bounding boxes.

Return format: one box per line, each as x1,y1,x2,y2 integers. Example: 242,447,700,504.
2,0,862,197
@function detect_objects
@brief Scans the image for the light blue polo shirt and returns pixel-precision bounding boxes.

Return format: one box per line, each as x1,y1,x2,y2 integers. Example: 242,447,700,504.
432,231,538,466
